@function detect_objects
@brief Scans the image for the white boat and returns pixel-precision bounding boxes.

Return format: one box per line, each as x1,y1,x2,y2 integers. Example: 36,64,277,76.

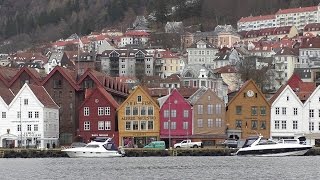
235,135,312,157
62,138,124,158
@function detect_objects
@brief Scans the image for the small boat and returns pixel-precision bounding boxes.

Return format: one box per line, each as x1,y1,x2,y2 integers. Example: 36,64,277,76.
62,138,125,158
234,135,312,157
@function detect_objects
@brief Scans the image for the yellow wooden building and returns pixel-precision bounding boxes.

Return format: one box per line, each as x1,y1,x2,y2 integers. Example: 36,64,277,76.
117,86,160,147
226,79,271,139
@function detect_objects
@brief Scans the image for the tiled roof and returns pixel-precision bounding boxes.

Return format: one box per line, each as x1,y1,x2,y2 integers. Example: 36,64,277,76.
10,52,48,63
300,37,320,48
0,66,19,85
276,6,318,14
304,23,320,31
160,50,179,58
148,87,199,98
28,84,58,109
0,87,14,105
214,65,237,73
41,66,79,90
274,47,299,56
81,87,119,109
238,15,275,23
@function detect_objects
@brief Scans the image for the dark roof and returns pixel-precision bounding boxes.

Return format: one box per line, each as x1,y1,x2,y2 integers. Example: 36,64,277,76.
28,84,58,109
0,87,14,105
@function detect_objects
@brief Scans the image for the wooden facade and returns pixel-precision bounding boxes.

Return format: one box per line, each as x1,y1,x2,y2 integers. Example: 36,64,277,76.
226,79,271,139
117,86,160,148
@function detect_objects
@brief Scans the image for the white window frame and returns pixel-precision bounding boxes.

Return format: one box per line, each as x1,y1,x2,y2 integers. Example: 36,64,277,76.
105,121,111,130
84,121,90,131
105,107,110,116
98,121,104,130
98,107,104,116
84,107,89,116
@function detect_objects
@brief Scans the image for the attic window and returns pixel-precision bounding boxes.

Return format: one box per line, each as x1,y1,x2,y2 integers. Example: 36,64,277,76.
137,95,142,103
287,96,289,101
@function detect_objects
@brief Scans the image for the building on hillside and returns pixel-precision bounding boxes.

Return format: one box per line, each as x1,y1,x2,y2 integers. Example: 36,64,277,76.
165,22,184,34
303,23,320,36
117,86,160,148
186,40,218,69
119,31,150,48
158,88,192,148
188,87,227,146
274,47,300,88
45,52,71,74
180,64,228,103
154,50,184,78
78,87,119,145
100,49,154,79
226,79,271,139
237,15,276,31
0,84,59,149
213,47,241,69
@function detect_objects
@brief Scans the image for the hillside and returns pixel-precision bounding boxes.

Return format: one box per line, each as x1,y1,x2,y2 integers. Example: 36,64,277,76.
0,0,319,53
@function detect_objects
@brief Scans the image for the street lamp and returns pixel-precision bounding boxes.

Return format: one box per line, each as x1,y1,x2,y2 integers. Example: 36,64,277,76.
19,97,22,148
168,93,171,149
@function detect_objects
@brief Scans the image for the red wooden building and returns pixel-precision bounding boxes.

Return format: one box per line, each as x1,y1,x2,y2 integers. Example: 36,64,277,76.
78,87,120,145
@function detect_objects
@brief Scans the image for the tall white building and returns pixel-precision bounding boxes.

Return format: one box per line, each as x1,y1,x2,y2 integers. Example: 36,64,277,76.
186,40,218,69
0,84,59,149
238,4,320,31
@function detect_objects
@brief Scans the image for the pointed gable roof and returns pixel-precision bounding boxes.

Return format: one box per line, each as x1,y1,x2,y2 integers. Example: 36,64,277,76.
117,85,159,110
188,87,208,105
9,67,42,86
227,79,270,106
28,84,59,109
0,87,15,105
41,66,79,90
269,85,303,106
80,87,119,109
158,88,191,108
0,66,19,87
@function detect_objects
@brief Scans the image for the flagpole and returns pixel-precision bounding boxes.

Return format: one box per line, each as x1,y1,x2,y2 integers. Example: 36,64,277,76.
78,37,80,76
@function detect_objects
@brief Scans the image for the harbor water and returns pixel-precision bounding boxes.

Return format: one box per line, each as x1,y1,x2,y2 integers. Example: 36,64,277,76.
1,156,320,180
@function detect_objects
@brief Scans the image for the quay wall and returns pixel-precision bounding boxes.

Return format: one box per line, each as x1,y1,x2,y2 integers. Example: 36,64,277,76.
1,147,320,158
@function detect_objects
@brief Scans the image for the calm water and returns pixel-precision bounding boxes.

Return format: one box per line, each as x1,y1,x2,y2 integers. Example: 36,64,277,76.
1,156,320,180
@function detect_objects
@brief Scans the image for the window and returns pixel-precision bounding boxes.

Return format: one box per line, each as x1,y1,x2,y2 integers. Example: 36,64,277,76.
275,107,280,115
197,119,203,128
164,110,169,118
53,79,62,89
137,96,142,103
17,125,21,131
236,120,242,128
164,122,169,129
105,107,110,115
171,110,177,117
275,120,280,129
148,107,154,115
140,107,146,116
84,121,90,131
133,121,139,130
236,106,242,115
260,106,266,115
98,121,104,130
98,107,104,116
251,120,257,129
27,125,32,131
171,122,176,129
208,119,214,128
260,121,266,129
216,104,222,114
105,121,111,130
35,112,39,118
34,124,38,131
282,107,286,115
125,121,132,130
183,122,189,129
183,110,189,118
293,120,298,130
215,118,222,127
2,112,6,118
251,106,258,116
294,108,298,116
24,99,28,105
133,107,139,115
198,105,203,114
140,121,147,130
125,107,131,116
148,121,154,130
17,111,21,118
309,109,314,118
281,120,287,129
207,105,213,114
28,112,32,118
309,122,314,131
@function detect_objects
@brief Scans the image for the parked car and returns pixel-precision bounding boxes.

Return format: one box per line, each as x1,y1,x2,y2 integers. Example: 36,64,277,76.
173,140,203,148
143,141,165,149
223,139,238,148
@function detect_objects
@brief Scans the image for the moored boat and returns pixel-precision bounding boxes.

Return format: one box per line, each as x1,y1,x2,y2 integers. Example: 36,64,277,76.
235,135,312,157
61,137,124,158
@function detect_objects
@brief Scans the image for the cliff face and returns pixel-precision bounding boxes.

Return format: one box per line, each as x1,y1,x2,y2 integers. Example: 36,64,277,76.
0,0,318,53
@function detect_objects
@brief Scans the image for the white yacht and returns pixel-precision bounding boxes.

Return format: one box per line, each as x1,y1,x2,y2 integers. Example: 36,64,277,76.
62,138,124,158
235,135,312,157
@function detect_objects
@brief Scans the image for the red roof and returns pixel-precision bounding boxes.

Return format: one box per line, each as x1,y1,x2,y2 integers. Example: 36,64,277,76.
215,65,237,73
238,15,275,23
304,23,320,31
0,87,15,105
28,84,58,109
41,66,79,90
80,87,119,110
0,66,19,87
276,6,318,14
124,31,149,37
160,50,179,58
9,67,42,87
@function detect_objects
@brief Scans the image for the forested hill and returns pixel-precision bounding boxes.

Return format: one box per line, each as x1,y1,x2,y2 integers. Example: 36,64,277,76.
0,0,319,53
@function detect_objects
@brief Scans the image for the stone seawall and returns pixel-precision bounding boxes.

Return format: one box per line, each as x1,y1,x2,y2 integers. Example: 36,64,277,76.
1,147,320,158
